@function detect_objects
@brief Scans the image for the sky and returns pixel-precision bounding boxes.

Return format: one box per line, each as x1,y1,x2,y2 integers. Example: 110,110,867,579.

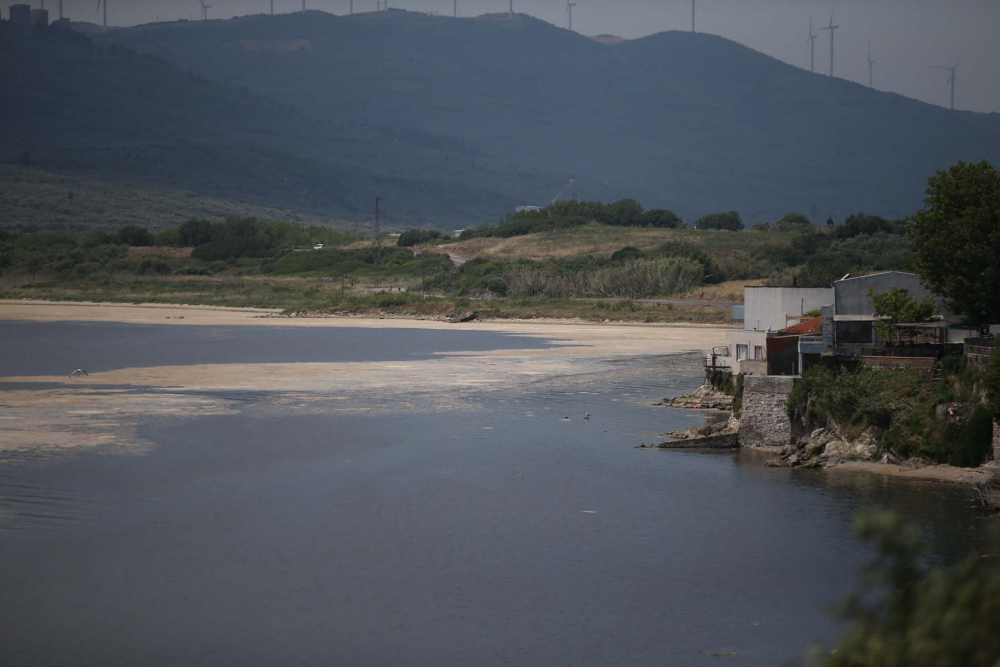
25,0,1000,114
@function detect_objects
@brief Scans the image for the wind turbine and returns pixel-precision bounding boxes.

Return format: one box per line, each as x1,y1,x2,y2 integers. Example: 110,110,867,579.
867,40,875,88
819,7,839,77
453,0,457,17
930,57,962,110
95,0,107,32
509,0,513,20
566,0,576,31
199,0,210,21
806,15,818,73
302,0,306,10
691,0,695,32
270,0,273,14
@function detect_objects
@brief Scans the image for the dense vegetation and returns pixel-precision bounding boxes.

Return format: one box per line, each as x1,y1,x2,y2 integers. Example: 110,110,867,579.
458,199,683,241
787,354,996,468
0,219,389,280
447,206,914,294
693,211,743,231
396,229,450,247
804,511,1000,667
1,198,919,302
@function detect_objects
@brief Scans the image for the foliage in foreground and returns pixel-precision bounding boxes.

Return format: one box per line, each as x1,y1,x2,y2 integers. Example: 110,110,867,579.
804,510,1000,667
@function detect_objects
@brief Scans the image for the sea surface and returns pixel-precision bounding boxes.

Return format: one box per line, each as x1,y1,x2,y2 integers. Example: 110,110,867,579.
0,321,996,666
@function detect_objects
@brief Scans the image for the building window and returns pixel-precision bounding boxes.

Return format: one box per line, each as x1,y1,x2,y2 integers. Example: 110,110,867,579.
754,346,765,360
736,344,749,361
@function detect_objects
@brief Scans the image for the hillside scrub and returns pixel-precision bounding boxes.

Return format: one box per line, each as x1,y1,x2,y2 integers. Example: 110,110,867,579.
0,219,367,281
453,201,913,289
788,359,995,467
694,211,744,231
397,229,450,247
460,199,683,242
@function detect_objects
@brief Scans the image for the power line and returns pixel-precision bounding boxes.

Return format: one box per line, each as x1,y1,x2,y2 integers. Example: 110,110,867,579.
373,196,383,288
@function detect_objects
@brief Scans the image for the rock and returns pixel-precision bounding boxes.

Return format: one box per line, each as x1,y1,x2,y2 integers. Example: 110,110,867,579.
657,382,734,411
810,427,826,439
804,440,827,458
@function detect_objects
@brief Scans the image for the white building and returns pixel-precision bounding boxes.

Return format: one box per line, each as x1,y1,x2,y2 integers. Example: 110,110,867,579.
723,286,834,375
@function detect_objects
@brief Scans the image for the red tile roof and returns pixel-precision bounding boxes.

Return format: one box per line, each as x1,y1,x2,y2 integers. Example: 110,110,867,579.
779,316,823,335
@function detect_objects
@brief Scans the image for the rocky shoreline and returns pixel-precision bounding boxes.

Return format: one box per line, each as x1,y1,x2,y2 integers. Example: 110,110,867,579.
651,383,733,410
649,381,1000,509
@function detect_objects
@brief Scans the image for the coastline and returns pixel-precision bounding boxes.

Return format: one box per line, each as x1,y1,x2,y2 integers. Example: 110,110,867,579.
0,299,731,329
0,300,727,459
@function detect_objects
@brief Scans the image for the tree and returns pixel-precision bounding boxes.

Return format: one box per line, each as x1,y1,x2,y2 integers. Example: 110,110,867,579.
397,229,446,247
909,160,1000,325
808,510,1000,667
693,211,743,231
868,287,937,342
837,212,896,239
176,219,214,247
775,212,812,232
639,209,682,228
114,225,155,247
606,198,644,226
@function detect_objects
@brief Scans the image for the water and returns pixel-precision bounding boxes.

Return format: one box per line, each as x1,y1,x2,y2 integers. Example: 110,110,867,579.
0,321,995,666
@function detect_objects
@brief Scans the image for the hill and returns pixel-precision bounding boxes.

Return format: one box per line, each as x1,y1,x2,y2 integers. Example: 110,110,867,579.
96,10,1000,223
0,21,555,231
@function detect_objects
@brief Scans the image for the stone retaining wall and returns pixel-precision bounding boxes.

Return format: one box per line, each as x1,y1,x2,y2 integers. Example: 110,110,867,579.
739,376,796,448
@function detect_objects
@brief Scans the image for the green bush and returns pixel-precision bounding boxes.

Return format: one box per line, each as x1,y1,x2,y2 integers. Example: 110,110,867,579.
397,229,448,247
136,257,171,275
693,211,743,231
951,406,995,468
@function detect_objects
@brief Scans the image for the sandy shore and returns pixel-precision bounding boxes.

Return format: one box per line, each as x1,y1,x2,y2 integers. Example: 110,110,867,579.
829,460,1000,486
0,300,726,459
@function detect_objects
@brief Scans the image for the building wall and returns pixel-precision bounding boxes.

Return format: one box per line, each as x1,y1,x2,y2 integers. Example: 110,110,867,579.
766,335,800,376
738,376,796,448
10,4,30,25
724,330,770,375
834,272,943,316
744,287,834,332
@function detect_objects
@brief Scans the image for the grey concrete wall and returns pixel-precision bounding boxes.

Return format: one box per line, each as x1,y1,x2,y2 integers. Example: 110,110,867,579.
834,272,944,316
739,376,796,448
744,287,835,332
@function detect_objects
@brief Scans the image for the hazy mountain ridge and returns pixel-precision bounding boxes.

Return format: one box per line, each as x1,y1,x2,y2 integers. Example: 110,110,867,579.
97,10,1000,222
0,20,555,230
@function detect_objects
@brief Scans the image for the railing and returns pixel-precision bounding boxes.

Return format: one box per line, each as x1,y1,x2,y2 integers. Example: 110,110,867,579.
965,337,996,358
704,353,732,371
